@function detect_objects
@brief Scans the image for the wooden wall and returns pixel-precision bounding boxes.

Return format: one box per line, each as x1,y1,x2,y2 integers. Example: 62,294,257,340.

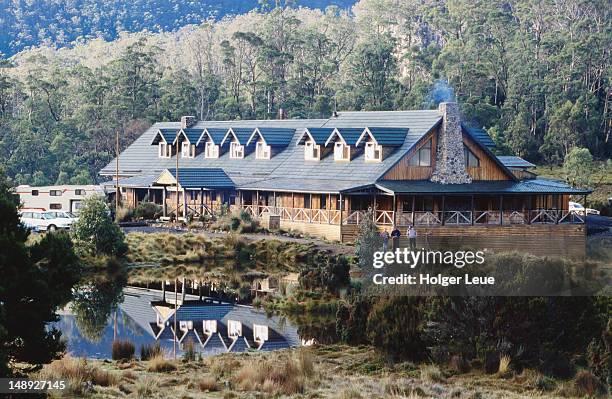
383,127,514,181
383,129,436,180
463,133,512,181
280,220,342,241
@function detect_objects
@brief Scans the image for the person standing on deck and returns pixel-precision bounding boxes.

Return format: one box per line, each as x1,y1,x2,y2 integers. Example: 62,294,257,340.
380,229,390,252
407,225,417,251
391,225,401,251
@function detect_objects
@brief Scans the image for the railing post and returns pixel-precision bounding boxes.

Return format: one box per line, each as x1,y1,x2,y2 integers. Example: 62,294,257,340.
499,196,503,225
441,195,445,226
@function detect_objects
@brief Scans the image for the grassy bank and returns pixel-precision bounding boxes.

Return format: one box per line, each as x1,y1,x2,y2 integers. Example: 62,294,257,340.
38,345,606,398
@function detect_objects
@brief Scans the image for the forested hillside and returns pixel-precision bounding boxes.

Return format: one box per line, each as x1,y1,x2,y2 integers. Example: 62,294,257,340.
0,0,356,56
0,0,609,186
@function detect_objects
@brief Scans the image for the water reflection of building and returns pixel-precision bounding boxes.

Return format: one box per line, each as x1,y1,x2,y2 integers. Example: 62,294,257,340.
120,286,299,354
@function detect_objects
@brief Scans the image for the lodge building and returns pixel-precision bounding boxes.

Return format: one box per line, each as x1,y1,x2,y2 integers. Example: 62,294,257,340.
100,103,590,257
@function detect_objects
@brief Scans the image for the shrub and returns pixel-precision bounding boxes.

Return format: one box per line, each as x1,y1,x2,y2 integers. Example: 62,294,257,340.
112,340,135,361
116,206,133,222
71,195,127,256
140,342,162,361
449,355,470,374
134,202,162,220
147,354,177,372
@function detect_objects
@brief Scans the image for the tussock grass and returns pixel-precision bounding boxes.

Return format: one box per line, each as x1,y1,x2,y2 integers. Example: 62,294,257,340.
197,375,220,392
497,355,511,376
420,364,445,383
37,356,119,396
232,348,316,395
147,354,177,373
140,342,162,361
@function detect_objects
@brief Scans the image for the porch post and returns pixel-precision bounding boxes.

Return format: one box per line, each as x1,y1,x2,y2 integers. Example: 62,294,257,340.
292,192,295,208
200,188,204,215
162,280,166,302
162,187,167,217
411,195,416,225
183,189,188,219
392,194,397,226
471,194,474,226
147,188,151,202
499,195,503,225
441,195,445,226
339,193,343,225
373,192,377,222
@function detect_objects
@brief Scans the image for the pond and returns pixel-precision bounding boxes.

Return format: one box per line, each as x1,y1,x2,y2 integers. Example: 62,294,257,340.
52,283,301,359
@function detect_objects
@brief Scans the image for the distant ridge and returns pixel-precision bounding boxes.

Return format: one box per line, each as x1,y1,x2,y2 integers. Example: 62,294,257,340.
1,0,356,57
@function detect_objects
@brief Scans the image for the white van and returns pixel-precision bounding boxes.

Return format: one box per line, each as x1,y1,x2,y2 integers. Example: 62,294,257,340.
569,201,600,216
19,210,73,232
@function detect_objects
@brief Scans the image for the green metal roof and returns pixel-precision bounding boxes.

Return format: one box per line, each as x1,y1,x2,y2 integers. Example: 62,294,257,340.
151,128,180,145
221,128,254,146
498,156,536,168
247,128,295,147
175,128,202,144
375,179,591,195
166,168,235,189
325,128,364,146
462,125,495,149
297,128,336,145
357,127,408,146
196,128,228,146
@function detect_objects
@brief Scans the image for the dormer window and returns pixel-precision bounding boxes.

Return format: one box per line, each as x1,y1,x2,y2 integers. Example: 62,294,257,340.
230,141,244,159
181,142,195,158
334,142,350,161
365,142,382,162
158,142,171,158
304,140,320,161
464,145,480,167
205,141,219,159
408,139,431,166
256,141,271,159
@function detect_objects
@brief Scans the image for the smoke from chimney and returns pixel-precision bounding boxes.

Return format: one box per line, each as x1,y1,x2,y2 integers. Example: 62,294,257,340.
426,79,456,106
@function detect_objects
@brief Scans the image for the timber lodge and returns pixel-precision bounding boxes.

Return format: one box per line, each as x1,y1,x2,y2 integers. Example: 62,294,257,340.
101,103,590,257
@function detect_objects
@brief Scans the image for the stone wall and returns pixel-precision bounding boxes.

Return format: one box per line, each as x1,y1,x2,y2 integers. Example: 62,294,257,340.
430,102,472,184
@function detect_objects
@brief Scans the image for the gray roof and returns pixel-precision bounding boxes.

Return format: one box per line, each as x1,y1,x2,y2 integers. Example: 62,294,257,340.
498,156,536,168
376,178,591,195
101,174,159,188
101,111,443,192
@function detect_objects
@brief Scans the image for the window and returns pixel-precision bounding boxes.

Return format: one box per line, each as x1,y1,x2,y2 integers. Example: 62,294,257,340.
408,139,432,166
230,141,244,159
253,324,269,342
256,141,271,159
228,320,242,337
181,142,195,158
304,140,320,161
304,194,311,209
365,142,382,162
50,190,62,196
320,194,327,210
203,320,217,334
464,145,480,167
334,142,350,161
205,142,219,158
158,142,171,158
75,189,85,195
49,204,62,210
31,190,39,196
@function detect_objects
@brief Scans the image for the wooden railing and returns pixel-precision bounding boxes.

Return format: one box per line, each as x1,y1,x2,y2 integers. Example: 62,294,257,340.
235,206,585,226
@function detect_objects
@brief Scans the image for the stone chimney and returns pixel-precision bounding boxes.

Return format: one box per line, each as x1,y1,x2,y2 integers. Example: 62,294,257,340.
429,102,472,185
278,108,287,120
180,115,197,129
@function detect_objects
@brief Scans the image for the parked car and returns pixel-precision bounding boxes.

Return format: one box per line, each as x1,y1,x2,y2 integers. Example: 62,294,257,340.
569,201,600,216
45,210,79,222
19,210,73,232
